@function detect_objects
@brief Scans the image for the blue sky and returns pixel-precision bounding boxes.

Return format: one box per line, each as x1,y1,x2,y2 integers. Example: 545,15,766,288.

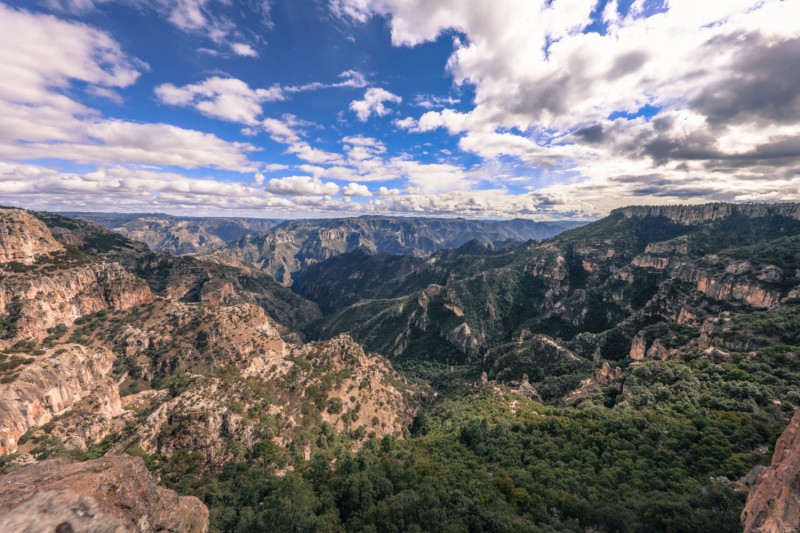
0,0,798,218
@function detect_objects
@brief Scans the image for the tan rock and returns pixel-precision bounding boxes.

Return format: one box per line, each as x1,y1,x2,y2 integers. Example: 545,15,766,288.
0,262,153,344
742,410,800,533
0,344,121,455
0,209,63,265
0,455,208,532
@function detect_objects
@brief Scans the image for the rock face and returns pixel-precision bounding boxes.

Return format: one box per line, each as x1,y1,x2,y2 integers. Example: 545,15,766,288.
0,344,122,455
742,409,800,533
615,202,800,224
0,208,64,264
0,455,208,532
0,261,154,344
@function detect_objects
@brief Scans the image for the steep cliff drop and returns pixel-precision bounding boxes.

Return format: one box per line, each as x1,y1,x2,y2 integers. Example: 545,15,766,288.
742,409,800,533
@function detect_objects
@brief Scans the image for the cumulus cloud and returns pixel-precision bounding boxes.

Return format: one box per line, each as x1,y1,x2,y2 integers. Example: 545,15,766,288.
0,160,606,219
342,182,372,196
333,0,800,212
0,162,292,210
378,186,401,196
155,77,283,125
264,176,340,196
350,88,402,121
0,4,142,106
0,4,256,172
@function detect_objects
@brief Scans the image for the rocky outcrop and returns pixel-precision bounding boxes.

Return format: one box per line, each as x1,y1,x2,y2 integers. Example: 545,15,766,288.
629,333,670,360
742,410,800,533
0,261,154,343
0,345,121,455
564,362,623,405
615,203,800,225
673,264,783,309
0,455,208,532
101,302,285,380
0,490,129,533
136,334,419,468
0,208,64,264
446,323,480,359
631,254,670,269
307,335,419,440
199,278,236,306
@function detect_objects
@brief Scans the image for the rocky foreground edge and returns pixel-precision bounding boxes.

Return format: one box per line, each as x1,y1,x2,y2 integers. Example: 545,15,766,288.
0,455,209,533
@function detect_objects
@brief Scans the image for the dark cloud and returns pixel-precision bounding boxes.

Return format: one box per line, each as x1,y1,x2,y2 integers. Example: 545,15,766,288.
607,51,648,80
691,33,800,126
641,134,800,167
506,73,572,121
573,124,605,144
631,185,720,199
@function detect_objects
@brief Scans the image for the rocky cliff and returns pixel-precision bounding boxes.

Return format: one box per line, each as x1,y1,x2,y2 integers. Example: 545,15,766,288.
0,455,208,532
614,202,800,224
0,344,121,455
0,261,154,344
742,409,800,533
0,208,64,264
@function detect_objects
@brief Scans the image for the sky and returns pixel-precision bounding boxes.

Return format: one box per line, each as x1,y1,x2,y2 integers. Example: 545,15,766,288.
0,0,798,219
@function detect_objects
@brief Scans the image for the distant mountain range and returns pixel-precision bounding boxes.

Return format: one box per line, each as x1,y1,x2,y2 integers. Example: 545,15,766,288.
64,212,281,255
215,216,585,284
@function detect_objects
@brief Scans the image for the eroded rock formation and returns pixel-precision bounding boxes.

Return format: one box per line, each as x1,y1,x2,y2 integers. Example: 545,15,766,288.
0,344,121,455
0,208,64,264
742,409,800,533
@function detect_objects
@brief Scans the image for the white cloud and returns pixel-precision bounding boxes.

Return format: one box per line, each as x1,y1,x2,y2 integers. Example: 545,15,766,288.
155,77,283,125
393,117,418,130
0,4,256,172
0,4,143,106
261,115,307,143
0,160,613,219
342,135,387,152
284,70,368,92
43,0,100,13
86,86,124,104
378,186,401,196
264,176,340,196
414,94,460,109
165,0,209,31
286,143,344,165
331,0,800,213
350,88,402,121
231,42,259,57
342,182,372,196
